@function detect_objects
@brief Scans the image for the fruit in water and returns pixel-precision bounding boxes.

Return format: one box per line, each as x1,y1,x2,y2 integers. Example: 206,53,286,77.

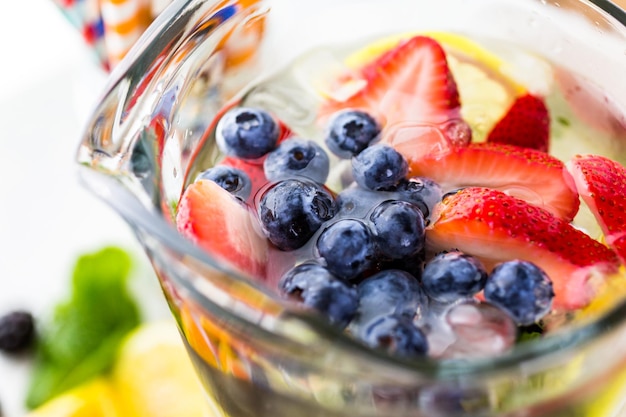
351,144,408,191
427,187,621,309
196,165,252,201
324,109,381,157
484,260,554,325
409,142,580,221
567,154,626,264
279,263,358,329
353,270,428,330
263,137,330,183
257,179,337,251
394,177,443,220
316,218,376,281
421,251,488,304
369,200,426,261
486,93,550,152
360,314,429,357
216,107,280,159
176,180,269,278
220,156,268,200
321,35,461,128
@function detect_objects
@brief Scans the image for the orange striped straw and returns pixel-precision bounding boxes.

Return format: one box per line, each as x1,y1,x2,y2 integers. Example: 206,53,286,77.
101,0,152,68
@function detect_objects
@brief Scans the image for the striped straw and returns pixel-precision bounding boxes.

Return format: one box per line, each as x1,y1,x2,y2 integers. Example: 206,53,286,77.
51,0,109,69
100,0,152,68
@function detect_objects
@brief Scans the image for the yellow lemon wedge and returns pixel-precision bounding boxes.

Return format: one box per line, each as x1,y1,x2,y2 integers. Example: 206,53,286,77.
25,321,213,417
111,321,212,417
24,378,122,417
344,31,527,142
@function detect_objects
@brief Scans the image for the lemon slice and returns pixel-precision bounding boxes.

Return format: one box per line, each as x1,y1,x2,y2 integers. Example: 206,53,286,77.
344,31,527,142
25,378,122,417
111,321,212,417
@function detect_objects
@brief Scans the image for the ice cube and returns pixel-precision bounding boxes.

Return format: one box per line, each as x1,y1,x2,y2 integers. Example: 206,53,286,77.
426,301,517,359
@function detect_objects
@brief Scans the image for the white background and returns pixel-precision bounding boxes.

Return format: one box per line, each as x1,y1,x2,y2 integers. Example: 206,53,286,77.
0,1,169,416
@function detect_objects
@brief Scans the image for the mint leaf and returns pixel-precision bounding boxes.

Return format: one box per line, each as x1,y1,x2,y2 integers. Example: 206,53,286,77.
25,246,141,408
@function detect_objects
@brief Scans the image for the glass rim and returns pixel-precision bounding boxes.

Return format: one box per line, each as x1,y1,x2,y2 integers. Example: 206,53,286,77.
79,0,626,380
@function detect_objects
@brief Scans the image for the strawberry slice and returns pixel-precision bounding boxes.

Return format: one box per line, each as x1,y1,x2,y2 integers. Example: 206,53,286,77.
486,93,550,152
427,187,621,310
406,142,580,221
176,180,269,279
567,154,626,263
320,35,461,128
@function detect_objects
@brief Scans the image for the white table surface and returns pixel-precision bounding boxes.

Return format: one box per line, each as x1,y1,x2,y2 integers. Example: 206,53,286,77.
0,2,169,416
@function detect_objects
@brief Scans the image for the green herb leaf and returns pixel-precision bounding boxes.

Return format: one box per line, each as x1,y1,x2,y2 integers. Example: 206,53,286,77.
25,246,141,408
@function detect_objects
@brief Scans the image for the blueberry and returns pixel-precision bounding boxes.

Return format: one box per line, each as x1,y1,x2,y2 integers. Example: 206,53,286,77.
279,263,358,328
325,109,381,158
422,251,488,303
196,165,252,200
263,138,330,183
216,107,279,159
352,144,408,191
395,177,443,220
0,311,35,353
370,200,425,261
316,219,376,281
355,270,428,329
360,314,428,357
257,179,336,251
484,260,554,326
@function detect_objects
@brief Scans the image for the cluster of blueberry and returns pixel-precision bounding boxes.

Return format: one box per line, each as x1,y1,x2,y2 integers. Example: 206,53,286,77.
199,106,555,358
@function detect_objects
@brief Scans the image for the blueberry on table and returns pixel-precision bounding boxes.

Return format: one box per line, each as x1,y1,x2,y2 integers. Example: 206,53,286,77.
316,218,376,282
370,200,425,261
360,314,428,357
264,138,330,183
0,310,35,353
355,270,428,329
257,179,336,251
196,165,252,200
325,109,381,158
216,107,280,159
484,260,554,326
352,144,408,191
279,263,358,328
421,251,488,303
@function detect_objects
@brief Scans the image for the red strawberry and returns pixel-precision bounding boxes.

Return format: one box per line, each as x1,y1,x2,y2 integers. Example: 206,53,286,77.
486,93,550,152
176,180,269,279
567,154,626,263
320,36,461,128
406,142,580,221
427,187,621,310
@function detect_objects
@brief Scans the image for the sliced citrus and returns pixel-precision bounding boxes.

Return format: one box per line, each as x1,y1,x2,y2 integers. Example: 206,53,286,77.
111,321,211,417
25,378,122,417
339,31,529,142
